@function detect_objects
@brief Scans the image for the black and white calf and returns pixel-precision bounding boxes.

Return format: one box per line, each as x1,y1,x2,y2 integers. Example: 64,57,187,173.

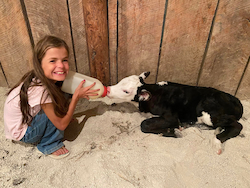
107,72,243,154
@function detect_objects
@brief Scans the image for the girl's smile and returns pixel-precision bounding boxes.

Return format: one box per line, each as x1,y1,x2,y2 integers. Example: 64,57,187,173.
41,47,69,82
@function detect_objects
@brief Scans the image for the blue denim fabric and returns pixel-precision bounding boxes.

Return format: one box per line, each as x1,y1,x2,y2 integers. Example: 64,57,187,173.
20,110,64,155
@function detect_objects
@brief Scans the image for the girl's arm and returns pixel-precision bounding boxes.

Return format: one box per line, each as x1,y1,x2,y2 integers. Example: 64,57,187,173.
41,80,99,130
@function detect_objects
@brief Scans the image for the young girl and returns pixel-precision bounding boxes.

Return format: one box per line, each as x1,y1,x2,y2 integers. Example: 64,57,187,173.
4,35,99,159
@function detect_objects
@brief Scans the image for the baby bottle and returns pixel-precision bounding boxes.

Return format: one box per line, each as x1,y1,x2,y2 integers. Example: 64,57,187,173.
61,71,107,99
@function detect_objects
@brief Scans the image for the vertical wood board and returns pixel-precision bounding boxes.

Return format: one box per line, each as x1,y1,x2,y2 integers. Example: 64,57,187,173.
24,0,76,71
0,0,33,87
118,0,166,83
68,0,90,76
0,63,7,87
108,0,118,84
83,0,110,85
198,0,250,95
158,0,218,85
236,58,250,100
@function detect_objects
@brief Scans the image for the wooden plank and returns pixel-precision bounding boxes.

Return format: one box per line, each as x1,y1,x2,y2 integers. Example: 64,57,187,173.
82,0,110,85
117,0,166,83
0,0,33,87
158,0,218,85
0,62,8,87
236,58,250,100
198,0,250,95
68,0,90,76
24,0,76,71
108,0,118,84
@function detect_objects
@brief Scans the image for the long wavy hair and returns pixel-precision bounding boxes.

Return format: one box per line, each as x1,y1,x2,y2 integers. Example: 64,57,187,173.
7,35,70,125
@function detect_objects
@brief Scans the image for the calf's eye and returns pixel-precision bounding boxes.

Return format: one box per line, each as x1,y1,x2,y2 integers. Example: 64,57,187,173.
123,90,129,94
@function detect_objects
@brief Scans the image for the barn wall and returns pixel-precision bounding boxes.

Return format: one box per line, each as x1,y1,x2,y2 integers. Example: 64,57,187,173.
0,0,33,87
158,0,218,85
0,0,249,99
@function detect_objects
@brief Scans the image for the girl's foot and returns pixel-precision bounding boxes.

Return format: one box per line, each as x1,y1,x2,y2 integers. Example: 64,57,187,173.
36,146,70,159
52,146,69,156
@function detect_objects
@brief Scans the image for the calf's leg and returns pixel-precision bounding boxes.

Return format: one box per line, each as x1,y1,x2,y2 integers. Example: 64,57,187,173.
212,115,243,155
213,114,243,143
216,121,243,143
140,117,179,137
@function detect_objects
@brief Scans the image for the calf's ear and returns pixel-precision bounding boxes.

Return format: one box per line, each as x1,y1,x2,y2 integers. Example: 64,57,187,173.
139,77,145,84
138,89,151,101
139,72,150,80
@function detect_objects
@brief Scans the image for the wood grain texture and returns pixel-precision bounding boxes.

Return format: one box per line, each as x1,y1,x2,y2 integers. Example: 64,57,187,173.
236,57,250,100
108,0,118,84
0,0,33,87
158,0,217,85
83,0,110,85
0,0,249,100
68,0,90,76
24,0,76,71
117,0,166,83
0,62,7,87
198,0,250,95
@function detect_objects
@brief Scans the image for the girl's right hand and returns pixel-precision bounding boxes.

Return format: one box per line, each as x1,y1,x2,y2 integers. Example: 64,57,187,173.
73,80,100,100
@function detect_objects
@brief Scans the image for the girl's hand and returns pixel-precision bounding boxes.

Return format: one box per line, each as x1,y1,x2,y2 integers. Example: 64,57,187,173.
73,80,100,100
42,81,99,131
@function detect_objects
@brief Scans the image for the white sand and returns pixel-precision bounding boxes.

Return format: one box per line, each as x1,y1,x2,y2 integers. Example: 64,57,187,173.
1,86,250,188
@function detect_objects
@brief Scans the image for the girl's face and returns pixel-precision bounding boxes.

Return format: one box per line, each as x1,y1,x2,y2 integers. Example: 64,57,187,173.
41,47,69,82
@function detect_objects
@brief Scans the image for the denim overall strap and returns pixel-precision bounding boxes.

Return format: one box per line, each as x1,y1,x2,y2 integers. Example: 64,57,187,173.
21,110,64,155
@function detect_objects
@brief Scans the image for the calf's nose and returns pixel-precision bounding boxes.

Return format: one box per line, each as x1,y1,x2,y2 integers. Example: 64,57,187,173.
107,86,110,94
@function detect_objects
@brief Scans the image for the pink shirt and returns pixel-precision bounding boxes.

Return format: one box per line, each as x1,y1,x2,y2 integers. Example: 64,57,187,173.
4,83,52,141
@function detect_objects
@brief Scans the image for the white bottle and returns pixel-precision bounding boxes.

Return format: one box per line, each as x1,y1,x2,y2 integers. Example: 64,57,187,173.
61,71,107,99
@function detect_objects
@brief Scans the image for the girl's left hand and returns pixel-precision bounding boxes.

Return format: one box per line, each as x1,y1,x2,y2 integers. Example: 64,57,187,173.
73,80,99,100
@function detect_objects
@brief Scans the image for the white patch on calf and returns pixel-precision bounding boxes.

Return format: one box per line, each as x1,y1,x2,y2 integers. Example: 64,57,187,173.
139,72,149,79
138,89,151,101
174,128,183,138
213,137,223,155
107,72,151,103
197,111,213,126
157,81,168,86
107,75,143,102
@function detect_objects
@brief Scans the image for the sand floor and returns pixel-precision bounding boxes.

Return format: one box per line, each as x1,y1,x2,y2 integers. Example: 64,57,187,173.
1,86,250,188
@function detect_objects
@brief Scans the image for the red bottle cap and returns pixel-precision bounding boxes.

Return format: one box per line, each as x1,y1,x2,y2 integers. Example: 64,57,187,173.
101,86,107,97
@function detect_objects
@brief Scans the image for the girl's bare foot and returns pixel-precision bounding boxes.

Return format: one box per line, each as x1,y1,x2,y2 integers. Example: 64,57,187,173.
52,146,69,156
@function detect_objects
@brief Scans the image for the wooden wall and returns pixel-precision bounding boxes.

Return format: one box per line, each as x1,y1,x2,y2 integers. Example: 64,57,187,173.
0,0,249,100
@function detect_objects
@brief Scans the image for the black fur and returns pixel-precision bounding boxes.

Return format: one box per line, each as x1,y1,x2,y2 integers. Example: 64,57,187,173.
134,82,243,143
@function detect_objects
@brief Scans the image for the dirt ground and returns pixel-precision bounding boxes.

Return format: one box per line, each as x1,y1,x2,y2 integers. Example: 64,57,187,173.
1,86,250,188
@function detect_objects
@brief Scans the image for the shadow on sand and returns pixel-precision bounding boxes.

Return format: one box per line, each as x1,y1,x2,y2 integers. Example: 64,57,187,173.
63,101,138,142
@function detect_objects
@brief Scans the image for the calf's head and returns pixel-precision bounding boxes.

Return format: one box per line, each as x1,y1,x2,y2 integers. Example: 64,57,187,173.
107,72,150,102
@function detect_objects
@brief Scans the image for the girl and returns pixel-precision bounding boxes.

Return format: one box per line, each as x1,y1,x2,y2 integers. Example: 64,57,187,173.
4,35,99,159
